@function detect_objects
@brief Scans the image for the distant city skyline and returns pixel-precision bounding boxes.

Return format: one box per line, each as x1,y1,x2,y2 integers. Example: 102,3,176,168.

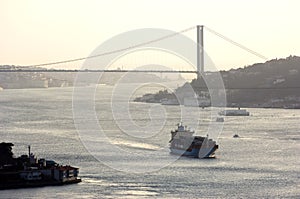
0,0,299,70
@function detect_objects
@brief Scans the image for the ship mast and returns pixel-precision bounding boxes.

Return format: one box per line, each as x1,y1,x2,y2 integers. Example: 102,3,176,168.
28,145,31,156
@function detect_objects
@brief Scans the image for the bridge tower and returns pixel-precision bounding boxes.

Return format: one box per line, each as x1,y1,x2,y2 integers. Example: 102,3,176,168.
197,25,204,79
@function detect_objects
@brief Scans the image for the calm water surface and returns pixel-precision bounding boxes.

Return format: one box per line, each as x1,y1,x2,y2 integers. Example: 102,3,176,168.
0,87,299,198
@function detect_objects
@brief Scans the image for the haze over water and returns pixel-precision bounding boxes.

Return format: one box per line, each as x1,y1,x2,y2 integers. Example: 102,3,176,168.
0,87,299,198
1,0,300,198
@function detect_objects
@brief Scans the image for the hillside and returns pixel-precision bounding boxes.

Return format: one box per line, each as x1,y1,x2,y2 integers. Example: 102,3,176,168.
136,56,300,108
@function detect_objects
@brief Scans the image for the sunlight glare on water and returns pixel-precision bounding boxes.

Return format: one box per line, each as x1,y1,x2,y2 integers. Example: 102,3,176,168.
0,87,299,198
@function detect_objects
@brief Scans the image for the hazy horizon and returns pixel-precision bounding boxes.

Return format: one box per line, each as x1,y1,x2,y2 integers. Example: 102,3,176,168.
0,0,299,71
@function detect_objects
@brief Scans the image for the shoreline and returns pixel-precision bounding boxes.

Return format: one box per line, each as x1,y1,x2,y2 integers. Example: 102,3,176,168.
132,100,300,110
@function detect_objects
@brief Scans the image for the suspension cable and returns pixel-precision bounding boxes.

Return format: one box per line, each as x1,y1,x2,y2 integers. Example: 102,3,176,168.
24,26,196,68
205,26,268,60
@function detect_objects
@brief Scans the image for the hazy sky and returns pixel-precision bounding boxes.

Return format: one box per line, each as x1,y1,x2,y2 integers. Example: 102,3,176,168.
0,0,299,70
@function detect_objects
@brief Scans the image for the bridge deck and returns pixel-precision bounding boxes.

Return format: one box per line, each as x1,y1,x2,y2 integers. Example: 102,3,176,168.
0,69,197,73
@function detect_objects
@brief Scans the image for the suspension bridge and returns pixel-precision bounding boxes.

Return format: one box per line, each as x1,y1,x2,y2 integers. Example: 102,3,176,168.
0,25,268,78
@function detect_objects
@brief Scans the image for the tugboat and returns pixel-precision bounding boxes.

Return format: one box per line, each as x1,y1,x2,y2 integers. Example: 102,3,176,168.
0,142,81,190
169,123,218,158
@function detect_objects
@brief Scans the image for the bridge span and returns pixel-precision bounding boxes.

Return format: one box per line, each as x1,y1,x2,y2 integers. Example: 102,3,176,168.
0,69,197,74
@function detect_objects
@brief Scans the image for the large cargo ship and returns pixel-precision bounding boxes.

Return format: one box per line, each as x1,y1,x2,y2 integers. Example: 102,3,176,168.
169,123,218,158
0,143,81,190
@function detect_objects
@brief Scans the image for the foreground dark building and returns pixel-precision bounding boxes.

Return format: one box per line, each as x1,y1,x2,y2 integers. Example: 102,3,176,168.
0,142,81,190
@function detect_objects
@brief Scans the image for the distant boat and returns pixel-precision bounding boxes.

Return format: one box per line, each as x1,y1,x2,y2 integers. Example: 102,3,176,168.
169,122,218,158
219,108,250,116
283,104,300,109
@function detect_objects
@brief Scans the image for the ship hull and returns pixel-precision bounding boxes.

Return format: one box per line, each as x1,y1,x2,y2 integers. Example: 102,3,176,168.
170,145,218,158
0,178,81,190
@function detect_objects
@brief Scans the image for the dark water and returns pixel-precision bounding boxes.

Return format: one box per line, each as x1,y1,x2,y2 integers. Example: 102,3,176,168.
0,87,299,198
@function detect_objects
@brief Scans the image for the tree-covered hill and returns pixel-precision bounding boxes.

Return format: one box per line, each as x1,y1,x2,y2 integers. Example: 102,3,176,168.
137,56,300,108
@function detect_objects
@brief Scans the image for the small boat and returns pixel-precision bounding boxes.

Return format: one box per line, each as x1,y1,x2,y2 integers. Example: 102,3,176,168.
219,108,249,116
283,104,300,109
169,122,218,158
